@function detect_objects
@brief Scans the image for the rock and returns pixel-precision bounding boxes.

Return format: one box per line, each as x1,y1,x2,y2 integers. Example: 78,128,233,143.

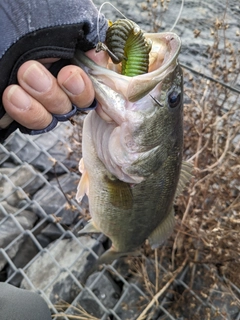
0,202,38,271
35,234,52,248
115,284,148,320
0,202,37,246
7,235,39,287
68,271,121,318
20,237,104,304
5,124,78,174
40,223,63,242
0,164,45,206
0,162,16,169
31,173,80,225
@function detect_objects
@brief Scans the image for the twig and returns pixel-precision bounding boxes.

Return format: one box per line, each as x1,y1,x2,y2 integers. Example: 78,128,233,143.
172,193,193,269
53,303,100,320
189,247,199,289
52,161,73,208
188,138,210,162
141,256,154,297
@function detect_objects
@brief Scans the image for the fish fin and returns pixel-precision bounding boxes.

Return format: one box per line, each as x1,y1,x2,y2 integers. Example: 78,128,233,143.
76,169,89,202
104,174,133,209
149,207,175,249
82,249,141,282
97,247,137,265
175,161,193,197
79,158,85,173
78,219,101,235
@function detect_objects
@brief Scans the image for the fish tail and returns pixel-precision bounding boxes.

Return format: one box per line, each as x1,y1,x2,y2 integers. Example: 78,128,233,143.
97,248,125,265
97,247,139,265
81,249,127,283
82,249,141,283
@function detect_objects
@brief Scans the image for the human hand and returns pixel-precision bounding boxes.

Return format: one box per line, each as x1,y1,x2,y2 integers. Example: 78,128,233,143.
0,0,108,142
2,54,96,133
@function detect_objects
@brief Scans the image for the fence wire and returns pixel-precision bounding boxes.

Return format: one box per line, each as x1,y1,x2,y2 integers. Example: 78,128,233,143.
1,0,240,319
1,114,239,320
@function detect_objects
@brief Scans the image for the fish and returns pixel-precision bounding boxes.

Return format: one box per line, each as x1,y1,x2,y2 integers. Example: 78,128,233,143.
73,31,192,264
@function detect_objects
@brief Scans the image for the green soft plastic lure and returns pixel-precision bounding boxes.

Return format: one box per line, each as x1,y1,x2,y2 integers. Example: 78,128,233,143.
96,19,152,77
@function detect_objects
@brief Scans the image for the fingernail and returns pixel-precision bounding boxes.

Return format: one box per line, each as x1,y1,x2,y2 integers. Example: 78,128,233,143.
62,72,85,95
23,63,52,93
8,86,31,110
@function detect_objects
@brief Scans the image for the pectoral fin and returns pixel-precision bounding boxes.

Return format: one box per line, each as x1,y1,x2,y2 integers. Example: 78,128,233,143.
149,207,175,249
175,161,193,197
76,167,90,202
104,174,133,209
78,219,101,235
79,158,85,174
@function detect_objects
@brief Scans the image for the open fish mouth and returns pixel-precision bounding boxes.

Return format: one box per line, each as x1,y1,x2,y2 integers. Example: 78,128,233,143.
73,32,181,103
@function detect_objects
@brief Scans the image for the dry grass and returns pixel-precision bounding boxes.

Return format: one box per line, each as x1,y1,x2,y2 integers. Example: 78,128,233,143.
53,301,101,320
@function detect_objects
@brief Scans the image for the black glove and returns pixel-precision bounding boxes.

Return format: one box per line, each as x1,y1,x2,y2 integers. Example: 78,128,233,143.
0,0,108,142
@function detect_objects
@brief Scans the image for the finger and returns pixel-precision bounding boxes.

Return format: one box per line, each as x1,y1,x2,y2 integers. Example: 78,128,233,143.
57,65,95,109
86,49,109,67
17,60,72,115
2,85,53,130
57,49,109,109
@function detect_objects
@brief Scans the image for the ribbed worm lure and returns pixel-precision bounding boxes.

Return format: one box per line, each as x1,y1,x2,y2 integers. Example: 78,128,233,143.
95,0,184,77
96,19,152,77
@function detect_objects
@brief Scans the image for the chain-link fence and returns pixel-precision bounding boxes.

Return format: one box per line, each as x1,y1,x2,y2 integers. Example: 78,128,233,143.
1,0,240,319
1,123,239,320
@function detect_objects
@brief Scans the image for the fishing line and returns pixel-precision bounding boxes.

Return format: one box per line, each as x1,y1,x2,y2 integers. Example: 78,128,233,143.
180,62,240,95
97,1,128,43
169,0,184,31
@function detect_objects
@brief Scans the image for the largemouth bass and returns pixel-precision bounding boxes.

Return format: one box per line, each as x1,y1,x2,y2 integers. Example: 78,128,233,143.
74,32,192,263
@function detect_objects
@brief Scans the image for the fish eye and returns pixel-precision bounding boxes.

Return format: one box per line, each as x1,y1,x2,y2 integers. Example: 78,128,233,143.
168,90,181,108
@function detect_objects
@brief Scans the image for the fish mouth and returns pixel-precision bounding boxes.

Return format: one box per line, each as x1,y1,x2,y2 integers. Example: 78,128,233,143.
73,32,181,102
147,32,181,73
